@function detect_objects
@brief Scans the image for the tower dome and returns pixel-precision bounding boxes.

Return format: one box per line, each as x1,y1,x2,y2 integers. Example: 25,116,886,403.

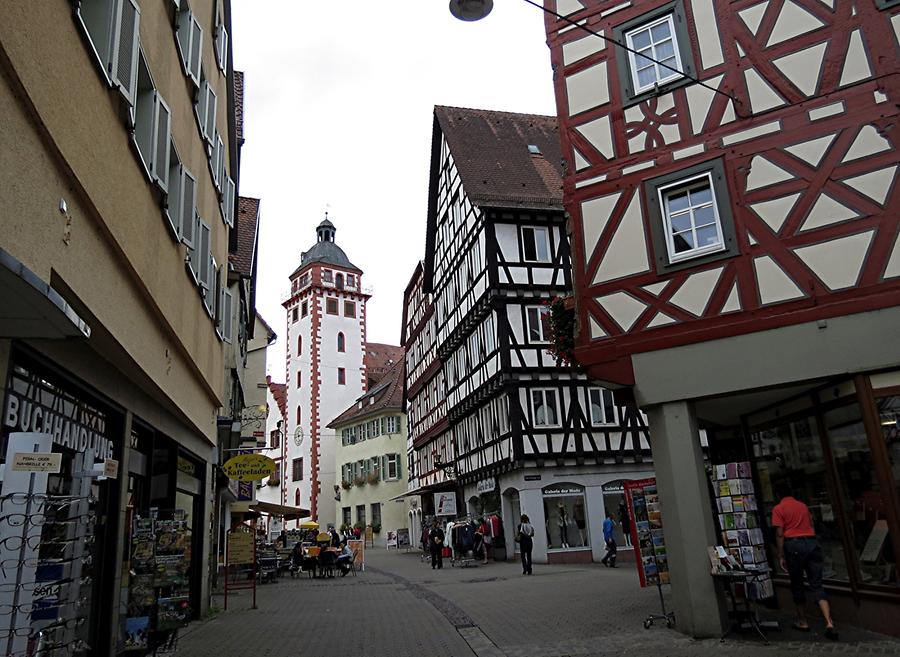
295,216,361,275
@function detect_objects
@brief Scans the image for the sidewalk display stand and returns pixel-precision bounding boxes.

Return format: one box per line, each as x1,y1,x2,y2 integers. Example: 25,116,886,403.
347,539,365,572
224,521,257,610
625,478,675,629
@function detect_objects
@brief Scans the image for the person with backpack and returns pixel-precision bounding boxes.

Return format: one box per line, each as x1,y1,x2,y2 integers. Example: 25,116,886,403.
516,514,535,575
601,512,617,567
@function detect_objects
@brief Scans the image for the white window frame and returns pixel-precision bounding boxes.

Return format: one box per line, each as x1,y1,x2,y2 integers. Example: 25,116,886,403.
215,22,229,73
164,145,184,240
176,7,203,86
76,0,141,104
521,226,551,263
657,172,725,263
197,219,212,290
385,454,400,481
531,388,561,428
588,387,619,427
213,133,224,191
386,416,398,434
180,167,197,248
221,176,235,227
625,14,684,95
525,305,550,343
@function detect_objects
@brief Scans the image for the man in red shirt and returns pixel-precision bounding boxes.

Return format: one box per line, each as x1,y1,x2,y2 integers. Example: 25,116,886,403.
772,483,837,639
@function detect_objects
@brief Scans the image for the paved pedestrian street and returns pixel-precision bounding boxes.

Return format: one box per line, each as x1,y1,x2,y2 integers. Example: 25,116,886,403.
178,549,900,657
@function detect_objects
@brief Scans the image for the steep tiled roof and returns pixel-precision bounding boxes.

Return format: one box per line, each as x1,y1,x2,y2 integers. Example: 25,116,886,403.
365,343,404,385
234,70,245,144
230,196,259,278
327,360,404,428
267,376,287,420
433,106,563,210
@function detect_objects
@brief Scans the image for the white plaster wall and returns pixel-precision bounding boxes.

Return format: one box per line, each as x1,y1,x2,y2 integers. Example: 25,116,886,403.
285,290,314,517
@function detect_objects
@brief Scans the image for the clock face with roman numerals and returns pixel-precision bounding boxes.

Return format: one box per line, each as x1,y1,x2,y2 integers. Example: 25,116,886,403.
294,426,304,446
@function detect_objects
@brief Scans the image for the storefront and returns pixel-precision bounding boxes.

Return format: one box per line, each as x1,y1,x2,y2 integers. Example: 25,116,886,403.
0,344,214,655
705,371,900,633
1,348,124,656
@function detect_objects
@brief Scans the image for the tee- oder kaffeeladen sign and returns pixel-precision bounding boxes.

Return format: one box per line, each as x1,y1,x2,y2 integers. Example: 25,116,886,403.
222,453,276,482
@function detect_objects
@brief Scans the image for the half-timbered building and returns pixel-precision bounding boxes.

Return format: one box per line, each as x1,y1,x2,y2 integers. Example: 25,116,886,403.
543,0,900,636
415,106,654,564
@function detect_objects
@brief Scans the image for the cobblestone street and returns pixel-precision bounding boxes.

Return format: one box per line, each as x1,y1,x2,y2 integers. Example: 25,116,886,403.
178,549,900,657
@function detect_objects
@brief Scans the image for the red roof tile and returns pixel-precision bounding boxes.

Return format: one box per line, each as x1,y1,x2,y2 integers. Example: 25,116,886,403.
365,342,404,386
327,360,404,428
433,105,563,209
230,196,259,278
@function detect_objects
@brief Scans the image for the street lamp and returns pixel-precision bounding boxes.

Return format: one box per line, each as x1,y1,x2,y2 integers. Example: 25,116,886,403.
449,0,493,21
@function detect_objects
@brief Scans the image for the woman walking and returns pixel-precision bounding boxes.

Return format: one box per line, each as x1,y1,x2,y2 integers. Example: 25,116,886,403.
517,514,535,575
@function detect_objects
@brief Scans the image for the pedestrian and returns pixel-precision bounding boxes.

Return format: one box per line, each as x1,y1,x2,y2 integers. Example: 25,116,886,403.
772,482,837,640
428,519,445,570
516,514,535,575
601,512,617,567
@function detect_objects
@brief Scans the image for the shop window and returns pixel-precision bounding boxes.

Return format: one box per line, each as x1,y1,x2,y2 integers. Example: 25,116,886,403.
612,0,696,106
371,503,381,528
602,481,631,547
753,417,851,582
644,159,738,272
543,483,590,550
526,305,550,343
292,457,303,482
326,298,338,315
521,226,550,262
337,332,345,352
589,388,618,426
530,389,561,428
338,368,346,385
344,301,356,318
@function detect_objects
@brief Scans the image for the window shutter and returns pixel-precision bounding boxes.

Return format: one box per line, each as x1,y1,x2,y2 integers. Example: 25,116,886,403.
222,176,235,227
176,8,191,72
113,0,140,106
223,290,233,342
213,134,222,189
198,220,211,288
165,160,183,238
188,219,200,281
196,79,208,136
152,93,171,191
214,264,224,326
180,168,196,247
188,17,203,84
215,23,228,72
204,86,217,143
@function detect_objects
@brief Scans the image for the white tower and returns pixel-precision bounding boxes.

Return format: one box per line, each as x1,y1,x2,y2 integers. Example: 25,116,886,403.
283,219,369,526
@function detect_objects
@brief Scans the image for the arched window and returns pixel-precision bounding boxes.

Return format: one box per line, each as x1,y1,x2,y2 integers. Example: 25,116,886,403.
337,332,345,352
336,273,344,289
295,489,301,506
296,406,301,424
297,335,302,355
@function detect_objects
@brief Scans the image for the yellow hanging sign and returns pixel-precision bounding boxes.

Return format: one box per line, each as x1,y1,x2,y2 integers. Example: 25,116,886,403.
222,453,276,482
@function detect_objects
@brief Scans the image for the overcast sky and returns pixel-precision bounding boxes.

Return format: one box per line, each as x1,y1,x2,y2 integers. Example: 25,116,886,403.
231,1,558,379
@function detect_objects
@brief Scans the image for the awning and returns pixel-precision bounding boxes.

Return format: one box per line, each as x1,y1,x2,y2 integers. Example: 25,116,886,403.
0,247,90,339
230,500,309,519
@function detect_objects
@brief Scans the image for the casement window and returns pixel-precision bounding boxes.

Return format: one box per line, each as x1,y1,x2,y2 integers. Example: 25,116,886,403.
337,332,345,353
296,406,301,424
164,145,184,240
301,301,308,317
297,335,302,355
322,270,333,283
175,4,203,85
526,305,551,343
521,226,550,262
386,416,399,434
344,301,356,318
326,298,338,315
371,419,381,438
219,272,234,343
342,507,352,528
213,134,224,190
335,273,344,289
204,255,217,318
76,0,141,105
291,307,298,323
295,490,301,507
643,159,737,271
221,176,235,227
292,458,303,482
296,371,301,388
356,505,366,525
132,56,171,191
338,368,346,385
346,274,355,287
215,22,229,73
531,388,561,428
589,387,618,426
613,1,696,105
385,454,401,481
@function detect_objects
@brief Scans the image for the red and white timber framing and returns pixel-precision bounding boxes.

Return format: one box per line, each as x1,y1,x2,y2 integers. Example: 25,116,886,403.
544,0,900,385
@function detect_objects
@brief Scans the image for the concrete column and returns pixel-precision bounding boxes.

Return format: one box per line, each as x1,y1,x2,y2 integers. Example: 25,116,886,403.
647,401,726,638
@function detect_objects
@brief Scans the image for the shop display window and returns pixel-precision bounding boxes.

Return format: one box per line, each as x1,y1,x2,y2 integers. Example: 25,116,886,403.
753,417,850,582
542,484,589,550
602,481,631,546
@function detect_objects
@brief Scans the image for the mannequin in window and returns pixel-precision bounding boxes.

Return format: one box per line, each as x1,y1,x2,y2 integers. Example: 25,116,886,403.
557,501,570,548
573,500,586,547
